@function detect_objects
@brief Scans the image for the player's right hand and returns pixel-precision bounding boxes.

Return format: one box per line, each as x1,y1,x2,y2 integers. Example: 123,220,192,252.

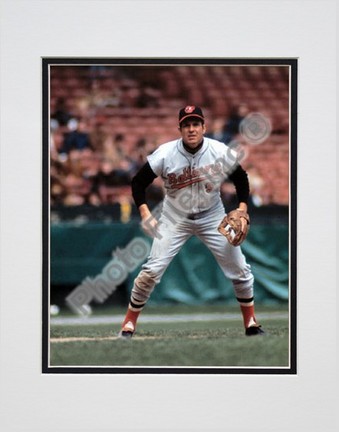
141,215,159,238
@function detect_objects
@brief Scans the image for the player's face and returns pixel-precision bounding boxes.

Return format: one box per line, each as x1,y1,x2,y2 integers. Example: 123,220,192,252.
179,119,206,148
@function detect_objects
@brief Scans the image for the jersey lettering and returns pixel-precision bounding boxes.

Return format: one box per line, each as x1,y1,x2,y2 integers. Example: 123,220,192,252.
167,162,223,190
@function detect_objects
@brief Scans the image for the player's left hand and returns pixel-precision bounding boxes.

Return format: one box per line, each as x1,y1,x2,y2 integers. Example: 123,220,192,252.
217,209,250,246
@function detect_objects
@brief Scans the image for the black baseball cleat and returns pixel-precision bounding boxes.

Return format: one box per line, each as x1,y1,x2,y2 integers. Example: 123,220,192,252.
118,321,135,339
118,330,134,339
245,324,265,336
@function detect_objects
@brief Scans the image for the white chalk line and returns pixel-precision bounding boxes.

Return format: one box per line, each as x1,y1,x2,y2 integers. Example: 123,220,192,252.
51,311,288,326
50,312,288,343
50,335,206,343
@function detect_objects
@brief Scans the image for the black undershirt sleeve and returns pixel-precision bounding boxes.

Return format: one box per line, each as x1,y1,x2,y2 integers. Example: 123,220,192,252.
228,165,250,205
131,162,158,208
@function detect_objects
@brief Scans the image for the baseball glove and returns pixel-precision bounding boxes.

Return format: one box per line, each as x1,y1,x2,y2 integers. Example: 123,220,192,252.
218,209,250,246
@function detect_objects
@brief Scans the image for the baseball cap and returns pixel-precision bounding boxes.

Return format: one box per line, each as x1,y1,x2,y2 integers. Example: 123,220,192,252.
178,106,205,124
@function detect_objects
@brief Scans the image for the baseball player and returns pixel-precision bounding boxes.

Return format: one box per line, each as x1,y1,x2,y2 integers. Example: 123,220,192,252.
119,106,264,338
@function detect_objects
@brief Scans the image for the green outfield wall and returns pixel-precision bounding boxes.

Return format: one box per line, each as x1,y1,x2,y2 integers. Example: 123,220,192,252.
50,221,289,305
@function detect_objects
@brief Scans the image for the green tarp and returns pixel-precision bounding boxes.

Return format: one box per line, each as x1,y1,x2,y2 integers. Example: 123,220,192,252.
50,221,289,305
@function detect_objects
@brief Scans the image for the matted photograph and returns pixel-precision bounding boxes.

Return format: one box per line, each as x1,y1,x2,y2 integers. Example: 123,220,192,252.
42,58,297,374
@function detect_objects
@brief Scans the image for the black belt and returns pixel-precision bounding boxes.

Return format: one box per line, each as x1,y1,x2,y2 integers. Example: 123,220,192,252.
187,210,210,220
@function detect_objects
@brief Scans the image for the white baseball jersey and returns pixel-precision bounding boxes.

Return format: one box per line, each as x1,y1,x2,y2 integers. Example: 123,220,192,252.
147,137,239,217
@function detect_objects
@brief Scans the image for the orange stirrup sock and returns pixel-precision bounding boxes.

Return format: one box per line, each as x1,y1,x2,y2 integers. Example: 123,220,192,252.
239,301,257,329
121,307,141,330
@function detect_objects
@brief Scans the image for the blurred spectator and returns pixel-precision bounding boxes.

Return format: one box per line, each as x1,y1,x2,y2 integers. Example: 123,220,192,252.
246,165,265,207
88,65,108,80
79,148,100,178
130,137,151,170
101,133,125,163
91,79,107,109
99,132,138,177
136,86,160,108
50,128,66,161
205,117,229,144
89,120,108,153
91,157,132,205
50,159,68,206
61,118,92,154
62,172,89,206
89,79,122,109
223,103,250,143
130,137,159,171
75,78,122,121
51,97,74,127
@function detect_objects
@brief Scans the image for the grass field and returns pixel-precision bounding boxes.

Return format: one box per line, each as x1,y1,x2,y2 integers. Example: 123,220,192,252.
49,304,290,369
